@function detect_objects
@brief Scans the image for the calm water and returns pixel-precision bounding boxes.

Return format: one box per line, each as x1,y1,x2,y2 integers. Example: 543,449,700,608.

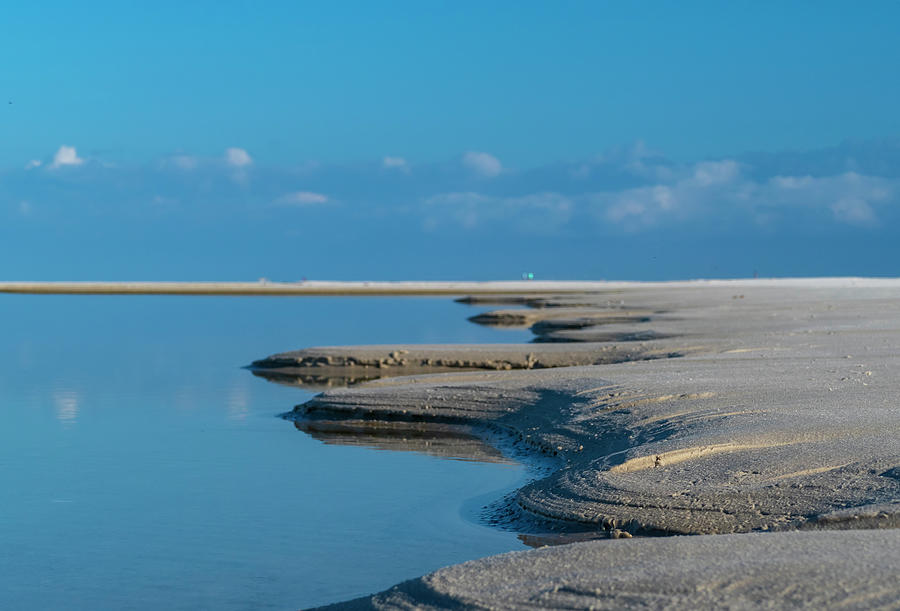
0,295,532,609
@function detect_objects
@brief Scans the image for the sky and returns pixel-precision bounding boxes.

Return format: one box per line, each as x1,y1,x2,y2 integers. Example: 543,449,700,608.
2,1,900,280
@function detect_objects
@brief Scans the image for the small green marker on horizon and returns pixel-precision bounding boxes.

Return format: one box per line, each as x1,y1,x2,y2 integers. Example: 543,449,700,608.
522,272,535,280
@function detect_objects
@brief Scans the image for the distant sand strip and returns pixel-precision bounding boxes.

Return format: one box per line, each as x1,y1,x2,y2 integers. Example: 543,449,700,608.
0,280,613,296
3,277,900,296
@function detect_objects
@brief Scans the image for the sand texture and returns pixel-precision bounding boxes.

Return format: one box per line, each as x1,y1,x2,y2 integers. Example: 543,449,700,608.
261,279,900,609
249,342,698,388
323,530,900,610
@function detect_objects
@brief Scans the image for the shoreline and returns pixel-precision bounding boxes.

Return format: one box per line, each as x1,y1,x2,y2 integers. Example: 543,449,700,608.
3,276,900,296
254,280,900,608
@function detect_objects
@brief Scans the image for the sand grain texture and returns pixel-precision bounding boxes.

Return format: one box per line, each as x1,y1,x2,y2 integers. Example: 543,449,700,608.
265,280,900,609
321,530,900,610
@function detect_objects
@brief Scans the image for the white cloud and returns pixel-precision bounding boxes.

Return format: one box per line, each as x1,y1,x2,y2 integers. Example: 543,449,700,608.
462,151,502,177
225,147,253,167
831,198,876,226
581,141,675,182
691,160,741,186
595,160,743,228
170,155,198,170
425,191,571,230
594,161,894,230
382,156,409,172
604,185,676,226
9,141,899,237
50,145,84,169
759,172,890,219
275,191,330,206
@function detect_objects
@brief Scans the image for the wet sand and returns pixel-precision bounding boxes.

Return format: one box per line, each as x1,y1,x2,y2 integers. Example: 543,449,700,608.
254,279,900,609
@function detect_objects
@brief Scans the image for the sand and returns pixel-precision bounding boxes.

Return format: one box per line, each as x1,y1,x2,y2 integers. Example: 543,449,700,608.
322,530,900,609
0,280,619,296
249,342,700,388
252,279,900,608
3,277,898,295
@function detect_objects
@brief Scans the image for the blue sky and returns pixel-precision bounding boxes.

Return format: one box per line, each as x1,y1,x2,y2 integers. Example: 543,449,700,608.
2,2,900,280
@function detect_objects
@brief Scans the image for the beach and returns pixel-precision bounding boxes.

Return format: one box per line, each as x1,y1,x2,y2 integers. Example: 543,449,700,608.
253,279,900,608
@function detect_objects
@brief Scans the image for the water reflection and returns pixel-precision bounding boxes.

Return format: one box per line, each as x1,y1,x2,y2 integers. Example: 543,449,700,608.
249,366,476,392
268,375,621,551
518,531,611,549
259,364,518,464
290,417,516,465
52,390,80,424
251,351,632,556
225,382,250,421
249,368,382,391
2,295,532,610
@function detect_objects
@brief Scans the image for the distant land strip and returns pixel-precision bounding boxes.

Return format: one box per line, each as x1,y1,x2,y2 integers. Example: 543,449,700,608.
0,278,896,296
0,280,616,296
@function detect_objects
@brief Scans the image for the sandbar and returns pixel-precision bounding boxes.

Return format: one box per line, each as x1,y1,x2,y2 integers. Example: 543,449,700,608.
254,279,900,608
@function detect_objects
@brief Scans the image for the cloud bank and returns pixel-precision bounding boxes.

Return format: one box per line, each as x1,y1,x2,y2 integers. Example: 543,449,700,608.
5,139,900,281
6,139,900,238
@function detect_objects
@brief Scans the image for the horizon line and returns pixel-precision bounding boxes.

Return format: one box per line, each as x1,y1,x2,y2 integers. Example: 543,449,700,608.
0,278,897,296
